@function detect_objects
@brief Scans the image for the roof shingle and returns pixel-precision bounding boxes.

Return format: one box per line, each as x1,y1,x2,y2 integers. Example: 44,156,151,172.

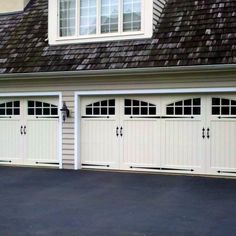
0,0,236,74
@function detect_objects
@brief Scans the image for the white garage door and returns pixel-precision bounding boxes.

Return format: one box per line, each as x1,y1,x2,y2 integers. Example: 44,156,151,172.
0,97,59,167
80,94,236,176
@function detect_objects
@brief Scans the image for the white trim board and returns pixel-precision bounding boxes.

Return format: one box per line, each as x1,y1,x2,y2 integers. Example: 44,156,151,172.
74,87,236,170
0,92,61,97
76,87,236,96
0,92,63,169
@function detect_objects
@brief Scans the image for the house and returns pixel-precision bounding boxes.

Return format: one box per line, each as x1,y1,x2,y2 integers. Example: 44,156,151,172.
0,0,236,177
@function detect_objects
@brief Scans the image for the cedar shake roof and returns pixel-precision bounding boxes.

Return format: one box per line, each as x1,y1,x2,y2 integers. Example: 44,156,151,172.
0,0,236,74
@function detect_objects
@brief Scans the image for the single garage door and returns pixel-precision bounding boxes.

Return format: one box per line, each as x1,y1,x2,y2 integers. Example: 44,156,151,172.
80,94,236,176
0,97,59,167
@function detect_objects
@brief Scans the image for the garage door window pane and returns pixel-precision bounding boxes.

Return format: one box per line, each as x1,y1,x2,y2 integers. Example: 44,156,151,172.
166,98,201,116
184,107,191,115
43,108,50,115
85,99,115,116
212,106,220,115
109,107,115,115
36,108,42,115
7,109,12,115
0,109,5,115
175,107,182,115
193,107,200,115
221,106,230,115
193,98,201,106
51,108,58,115
124,99,157,116
212,98,220,106
149,107,156,115
231,107,236,115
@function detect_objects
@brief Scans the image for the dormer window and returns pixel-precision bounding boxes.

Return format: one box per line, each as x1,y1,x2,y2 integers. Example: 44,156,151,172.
49,0,154,44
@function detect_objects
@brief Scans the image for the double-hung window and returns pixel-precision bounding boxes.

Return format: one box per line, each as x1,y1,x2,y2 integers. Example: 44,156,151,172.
49,0,153,44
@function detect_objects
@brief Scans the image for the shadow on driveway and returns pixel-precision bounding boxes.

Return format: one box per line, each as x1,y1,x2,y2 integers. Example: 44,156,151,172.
0,167,236,236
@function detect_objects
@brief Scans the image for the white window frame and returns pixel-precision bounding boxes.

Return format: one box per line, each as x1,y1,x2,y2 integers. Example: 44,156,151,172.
49,0,153,45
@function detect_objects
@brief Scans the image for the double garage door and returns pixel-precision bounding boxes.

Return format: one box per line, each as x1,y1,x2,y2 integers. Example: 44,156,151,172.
81,94,236,176
0,97,59,166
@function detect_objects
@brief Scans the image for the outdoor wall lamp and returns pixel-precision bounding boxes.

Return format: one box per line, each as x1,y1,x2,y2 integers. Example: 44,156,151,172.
60,101,70,122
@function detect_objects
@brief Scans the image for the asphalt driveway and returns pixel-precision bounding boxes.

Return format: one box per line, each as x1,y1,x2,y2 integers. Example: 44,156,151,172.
0,167,236,236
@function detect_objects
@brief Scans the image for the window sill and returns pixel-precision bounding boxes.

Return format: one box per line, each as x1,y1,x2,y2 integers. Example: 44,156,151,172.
49,31,152,45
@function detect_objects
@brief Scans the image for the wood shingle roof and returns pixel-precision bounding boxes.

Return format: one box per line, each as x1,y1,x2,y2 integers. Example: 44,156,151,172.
0,0,236,74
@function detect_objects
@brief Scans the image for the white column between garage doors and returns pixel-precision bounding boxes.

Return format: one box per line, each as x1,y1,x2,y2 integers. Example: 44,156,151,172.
74,88,236,177
0,92,63,168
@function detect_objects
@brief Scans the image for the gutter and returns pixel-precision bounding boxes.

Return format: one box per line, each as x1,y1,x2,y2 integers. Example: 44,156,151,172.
0,64,236,80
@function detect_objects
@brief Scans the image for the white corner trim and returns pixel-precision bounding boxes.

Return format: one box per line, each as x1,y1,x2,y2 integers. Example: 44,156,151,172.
74,93,79,170
58,92,63,169
0,91,63,169
74,87,236,170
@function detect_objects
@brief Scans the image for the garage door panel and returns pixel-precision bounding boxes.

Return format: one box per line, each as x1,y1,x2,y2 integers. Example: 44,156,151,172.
0,120,23,163
26,119,58,164
207,95,236,175
80,97,119,169
0,99,23,164
163,119,203,170
81,119,119,168
121,119,161,169
210,120,236,172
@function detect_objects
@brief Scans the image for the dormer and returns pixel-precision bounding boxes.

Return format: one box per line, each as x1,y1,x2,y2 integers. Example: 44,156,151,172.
49,0,167,45
0,0,31,14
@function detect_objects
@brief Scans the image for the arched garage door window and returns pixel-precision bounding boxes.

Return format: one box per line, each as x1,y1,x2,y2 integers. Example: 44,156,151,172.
166,98,201,116
0,101,20,116
124,99,156,116
85,99,115,116
212,98,236,115
28,101,58,116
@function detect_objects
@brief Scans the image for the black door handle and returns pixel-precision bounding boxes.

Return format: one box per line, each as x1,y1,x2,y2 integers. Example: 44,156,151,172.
20,126,23,135
202,128,205,139
207,128,210,139
116,127,119,137
120,127,123,137
23,126,26,135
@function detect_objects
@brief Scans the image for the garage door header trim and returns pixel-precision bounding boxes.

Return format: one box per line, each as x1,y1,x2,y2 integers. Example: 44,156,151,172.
75,87,236,96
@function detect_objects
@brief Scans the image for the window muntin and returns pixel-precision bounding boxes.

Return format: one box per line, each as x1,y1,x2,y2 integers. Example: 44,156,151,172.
59,0,76,37
212,98,236,115
124,99,156,116
28,101,58,116
0,101,20,116
85,99,115,115
123,0,141,32
59,0,142,38
101,0,119,34
80,0,97,35
166,98,201,116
